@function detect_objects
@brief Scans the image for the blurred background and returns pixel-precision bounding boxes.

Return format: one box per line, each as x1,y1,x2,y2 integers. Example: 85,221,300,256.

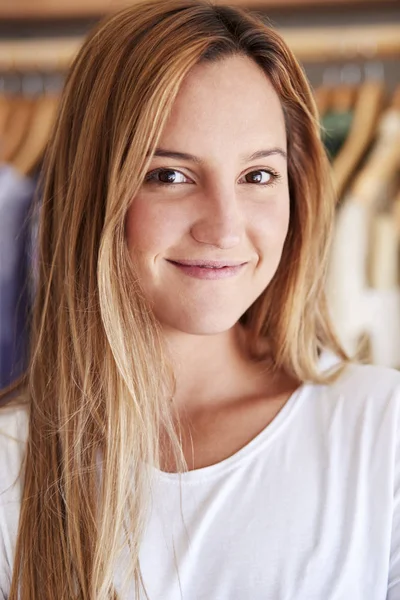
1,0,400,389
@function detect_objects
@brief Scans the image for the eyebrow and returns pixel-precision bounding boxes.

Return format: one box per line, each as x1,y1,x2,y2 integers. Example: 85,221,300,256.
148,147,287,163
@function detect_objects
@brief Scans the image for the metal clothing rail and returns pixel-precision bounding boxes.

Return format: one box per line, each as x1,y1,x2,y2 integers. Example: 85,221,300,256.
0,23,399,70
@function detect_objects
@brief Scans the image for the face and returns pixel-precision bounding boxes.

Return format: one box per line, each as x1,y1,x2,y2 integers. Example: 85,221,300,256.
126,54,290,335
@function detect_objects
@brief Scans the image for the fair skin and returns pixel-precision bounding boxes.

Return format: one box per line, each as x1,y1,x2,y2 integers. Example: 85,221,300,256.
126,54,299,470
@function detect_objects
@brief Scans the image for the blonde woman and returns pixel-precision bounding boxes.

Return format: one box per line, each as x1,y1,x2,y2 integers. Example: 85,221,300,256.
1,0,400,598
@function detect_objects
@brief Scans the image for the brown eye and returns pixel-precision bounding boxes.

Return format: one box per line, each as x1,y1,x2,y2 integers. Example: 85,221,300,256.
245,170,273,184
158,169,179,183
145,169,189,185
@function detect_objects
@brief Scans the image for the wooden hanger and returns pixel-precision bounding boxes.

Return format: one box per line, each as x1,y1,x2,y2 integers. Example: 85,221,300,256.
330,83,358,114
351,87,400,290
0,95,12,155
369,212,399,289
0,95,36,165
350,84,400,208
333,75,386,200
320,65,362,161
391,189,400,237
12,92,59,176
390,83,400,112
314,85,331,119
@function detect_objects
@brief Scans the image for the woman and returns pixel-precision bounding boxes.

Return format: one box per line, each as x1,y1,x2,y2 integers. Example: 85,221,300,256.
1,0,399,598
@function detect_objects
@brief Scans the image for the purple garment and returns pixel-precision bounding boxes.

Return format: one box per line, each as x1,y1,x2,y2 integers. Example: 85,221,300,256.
0,165,36,389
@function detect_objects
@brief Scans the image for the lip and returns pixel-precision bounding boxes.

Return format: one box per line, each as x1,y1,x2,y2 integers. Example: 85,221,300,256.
166,259,247,280
167,259,247,268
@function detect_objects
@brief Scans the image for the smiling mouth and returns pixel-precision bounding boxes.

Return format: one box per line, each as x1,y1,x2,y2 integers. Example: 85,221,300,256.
167,259,246,269
166,259,247,280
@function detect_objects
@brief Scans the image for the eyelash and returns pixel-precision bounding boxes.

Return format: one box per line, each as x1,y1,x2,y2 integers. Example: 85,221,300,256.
144,167,282,188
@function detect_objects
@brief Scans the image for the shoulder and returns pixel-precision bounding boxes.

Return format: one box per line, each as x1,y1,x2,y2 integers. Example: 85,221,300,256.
308,362,400,442
326,362,400,401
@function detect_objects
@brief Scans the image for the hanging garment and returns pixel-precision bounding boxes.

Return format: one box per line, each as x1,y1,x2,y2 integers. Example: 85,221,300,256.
0,164,36,389
327,198,400,367
327,200,370,357
327,107,400,366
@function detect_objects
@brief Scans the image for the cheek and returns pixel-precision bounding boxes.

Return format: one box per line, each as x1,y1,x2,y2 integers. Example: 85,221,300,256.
126,199,183,255
250,192,290,249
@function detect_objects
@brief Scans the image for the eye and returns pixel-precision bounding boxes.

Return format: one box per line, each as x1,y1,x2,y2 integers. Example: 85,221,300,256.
144,168,191,186
242,169,280,186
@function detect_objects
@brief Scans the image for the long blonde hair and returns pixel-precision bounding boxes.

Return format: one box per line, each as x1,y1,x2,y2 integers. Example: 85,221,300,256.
2,0,346,597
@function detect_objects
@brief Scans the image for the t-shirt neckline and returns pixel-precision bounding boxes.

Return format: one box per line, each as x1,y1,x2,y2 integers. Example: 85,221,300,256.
152,381,314,484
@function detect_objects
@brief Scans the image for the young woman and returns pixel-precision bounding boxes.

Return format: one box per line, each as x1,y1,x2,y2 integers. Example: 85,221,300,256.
1,0,400,598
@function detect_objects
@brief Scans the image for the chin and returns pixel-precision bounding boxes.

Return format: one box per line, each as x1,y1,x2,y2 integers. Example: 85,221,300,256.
157,310,241,336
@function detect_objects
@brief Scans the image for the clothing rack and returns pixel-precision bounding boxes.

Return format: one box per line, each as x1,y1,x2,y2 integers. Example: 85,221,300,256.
0,11,399,372
0,23,399,71
1,0,397,19
0,38,80,71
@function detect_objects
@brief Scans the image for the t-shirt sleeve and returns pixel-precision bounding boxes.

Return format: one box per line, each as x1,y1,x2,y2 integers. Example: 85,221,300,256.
0,404,29,595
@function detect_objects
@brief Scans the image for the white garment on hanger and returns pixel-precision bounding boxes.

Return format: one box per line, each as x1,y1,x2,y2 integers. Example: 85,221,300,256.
327,199,370,355
327,108,400,367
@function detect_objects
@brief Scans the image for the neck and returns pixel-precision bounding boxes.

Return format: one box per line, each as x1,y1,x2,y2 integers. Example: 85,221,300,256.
163,323,273,413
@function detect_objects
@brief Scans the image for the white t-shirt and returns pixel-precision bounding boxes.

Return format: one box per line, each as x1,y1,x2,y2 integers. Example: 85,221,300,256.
2,362,400,599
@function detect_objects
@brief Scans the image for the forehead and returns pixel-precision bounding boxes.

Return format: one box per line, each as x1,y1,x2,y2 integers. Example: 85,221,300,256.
159,54,287,152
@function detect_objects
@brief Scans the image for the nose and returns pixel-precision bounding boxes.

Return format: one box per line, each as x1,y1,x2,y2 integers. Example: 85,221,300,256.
190,184,243,250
